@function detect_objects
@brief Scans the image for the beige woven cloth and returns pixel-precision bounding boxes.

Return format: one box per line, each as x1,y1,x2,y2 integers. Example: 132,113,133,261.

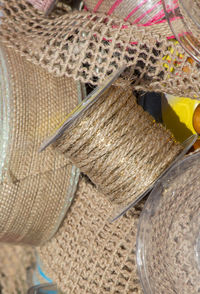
0,0,199,98
0,43,80,246
38,177,143,294
0,244,35,294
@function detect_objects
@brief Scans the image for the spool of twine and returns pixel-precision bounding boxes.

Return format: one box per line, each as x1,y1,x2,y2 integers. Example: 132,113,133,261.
53,84,183,210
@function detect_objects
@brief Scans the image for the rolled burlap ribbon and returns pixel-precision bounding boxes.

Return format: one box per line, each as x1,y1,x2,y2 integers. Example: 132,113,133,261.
0,43,81,246
0,0,199,98
52,84,183,214
38,177,143,294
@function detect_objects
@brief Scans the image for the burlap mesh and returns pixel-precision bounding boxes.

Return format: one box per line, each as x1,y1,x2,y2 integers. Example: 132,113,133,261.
0,243,35,294
38,177,143,294
0,43,80,246
0,0,199,99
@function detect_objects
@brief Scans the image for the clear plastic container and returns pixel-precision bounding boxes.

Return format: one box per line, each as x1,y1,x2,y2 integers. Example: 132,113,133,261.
162,0,200,63
27,283,58,294
137,151,200,294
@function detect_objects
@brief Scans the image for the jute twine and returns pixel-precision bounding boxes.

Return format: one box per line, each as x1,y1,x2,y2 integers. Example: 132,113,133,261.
52,84,183,211
0,43,80,246
0,0,199,98
38,177,143,294
0,243,35,294
138,151,200,294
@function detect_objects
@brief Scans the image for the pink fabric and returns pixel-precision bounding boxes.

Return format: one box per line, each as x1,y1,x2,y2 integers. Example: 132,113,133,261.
27,0,55,12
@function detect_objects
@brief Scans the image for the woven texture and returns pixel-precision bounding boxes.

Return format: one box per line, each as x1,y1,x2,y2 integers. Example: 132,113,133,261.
0,1,199,98
0,43,79,246
53,85,183,210
0,243,35,294
38,177,143,294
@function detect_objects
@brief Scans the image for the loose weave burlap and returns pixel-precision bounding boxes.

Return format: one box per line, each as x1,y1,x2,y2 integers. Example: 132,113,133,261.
38,177,143,294
0,0,199,99
0,43,80,246
0,243,35,294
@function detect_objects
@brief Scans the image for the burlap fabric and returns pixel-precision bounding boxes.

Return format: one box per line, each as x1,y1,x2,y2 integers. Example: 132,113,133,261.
0,0,199,99
38,177,143,294
0,43,80,246
0,243,35,294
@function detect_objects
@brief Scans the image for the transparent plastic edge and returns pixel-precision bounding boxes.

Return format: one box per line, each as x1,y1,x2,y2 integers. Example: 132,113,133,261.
0,46,11,182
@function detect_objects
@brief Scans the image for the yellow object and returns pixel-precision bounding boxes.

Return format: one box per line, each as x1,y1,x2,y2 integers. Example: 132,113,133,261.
162,95,200,143
162,40,183,73
162,39,194,74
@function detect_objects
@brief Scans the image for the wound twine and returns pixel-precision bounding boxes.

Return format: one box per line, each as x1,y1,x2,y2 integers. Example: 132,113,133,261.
53,84,183,210
0,0,199,99
0,43,80,246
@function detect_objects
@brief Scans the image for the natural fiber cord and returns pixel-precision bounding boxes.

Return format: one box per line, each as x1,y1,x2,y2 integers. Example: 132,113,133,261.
0,0,199,98
53,85,183,210
0,43,80,246
38,177,143,294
